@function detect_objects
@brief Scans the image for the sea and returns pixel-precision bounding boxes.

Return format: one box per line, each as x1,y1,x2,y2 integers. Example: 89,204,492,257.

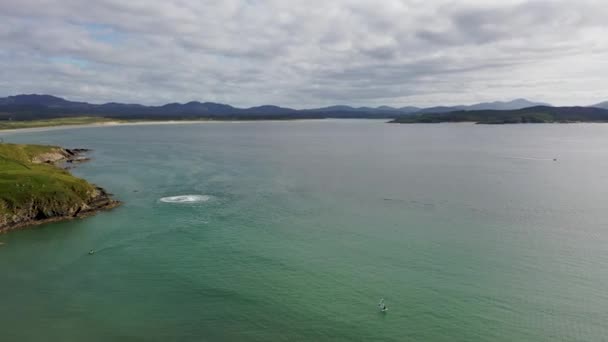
1,120,607,341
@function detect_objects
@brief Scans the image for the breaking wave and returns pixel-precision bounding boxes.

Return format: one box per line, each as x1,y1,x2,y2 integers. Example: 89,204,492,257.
159,195,212,203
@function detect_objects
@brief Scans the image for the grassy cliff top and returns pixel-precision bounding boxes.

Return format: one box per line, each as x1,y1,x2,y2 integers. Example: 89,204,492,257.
0,143,97,217
0,143,62,162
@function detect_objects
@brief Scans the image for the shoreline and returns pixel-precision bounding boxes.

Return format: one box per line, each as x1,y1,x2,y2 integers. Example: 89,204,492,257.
0,195,120,234
2,118,606,135
0,118,340,135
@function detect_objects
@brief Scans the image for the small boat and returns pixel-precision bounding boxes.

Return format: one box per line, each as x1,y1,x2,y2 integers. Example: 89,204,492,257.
88,249,95,255
378,298,388,312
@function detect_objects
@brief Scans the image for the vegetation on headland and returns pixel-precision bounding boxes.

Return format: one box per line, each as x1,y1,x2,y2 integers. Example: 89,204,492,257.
390,106,608,124
0,143,119,233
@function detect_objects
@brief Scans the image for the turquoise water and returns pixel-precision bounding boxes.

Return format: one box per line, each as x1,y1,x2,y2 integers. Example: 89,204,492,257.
1,120,608,341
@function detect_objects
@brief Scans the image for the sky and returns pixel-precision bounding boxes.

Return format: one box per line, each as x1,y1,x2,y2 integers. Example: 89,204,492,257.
1,0,607,108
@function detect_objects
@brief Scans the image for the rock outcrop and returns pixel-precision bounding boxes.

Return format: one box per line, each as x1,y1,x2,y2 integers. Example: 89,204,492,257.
0,187,120,233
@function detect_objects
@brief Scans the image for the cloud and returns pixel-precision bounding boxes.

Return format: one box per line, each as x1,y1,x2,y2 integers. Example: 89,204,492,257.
1,0,607,107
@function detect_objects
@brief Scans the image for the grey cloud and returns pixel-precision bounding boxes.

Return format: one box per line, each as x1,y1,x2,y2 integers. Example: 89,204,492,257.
1,0,607,107
417,1,608,47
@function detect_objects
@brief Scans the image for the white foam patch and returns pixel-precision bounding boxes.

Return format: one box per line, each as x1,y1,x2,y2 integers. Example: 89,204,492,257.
160,195,212,203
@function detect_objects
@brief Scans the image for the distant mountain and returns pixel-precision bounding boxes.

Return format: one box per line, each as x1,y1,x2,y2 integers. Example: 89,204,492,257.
159,101,236,114
399,106,422,113
246,105,295,114
592,101,608,109
0,94,558,122
377,105,397,111
0,94,395,120
417,105,467,114
417,99,549,113
309,105,375,112
467,98,549,110
0,94,87,107
307,105,417,115
100,102,145,108
391,106,608,124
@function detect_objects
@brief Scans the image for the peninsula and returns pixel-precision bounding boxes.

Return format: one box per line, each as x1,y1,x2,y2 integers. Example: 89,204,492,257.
389,106,608,124
0,143,119,233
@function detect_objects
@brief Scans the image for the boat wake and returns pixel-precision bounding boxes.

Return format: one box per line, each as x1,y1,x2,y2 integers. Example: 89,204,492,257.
159,195,212,203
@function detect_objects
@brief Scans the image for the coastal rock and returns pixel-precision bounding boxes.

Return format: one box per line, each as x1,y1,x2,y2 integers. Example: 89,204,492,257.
31,149,70,164
0,186,120,233
32,147,92,165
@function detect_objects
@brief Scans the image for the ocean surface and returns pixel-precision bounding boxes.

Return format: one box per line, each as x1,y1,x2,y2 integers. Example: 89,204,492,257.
1,120,607,341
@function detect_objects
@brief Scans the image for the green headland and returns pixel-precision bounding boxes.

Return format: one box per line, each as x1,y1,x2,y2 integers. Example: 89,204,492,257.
0,143,119,233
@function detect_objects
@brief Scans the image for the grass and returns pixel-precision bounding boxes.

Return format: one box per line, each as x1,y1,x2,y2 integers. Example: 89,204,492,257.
0,143,62,162
0,116,120,130
0,143,96,218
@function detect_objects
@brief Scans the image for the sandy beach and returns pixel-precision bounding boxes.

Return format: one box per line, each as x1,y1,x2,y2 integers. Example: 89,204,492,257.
0,119,335,135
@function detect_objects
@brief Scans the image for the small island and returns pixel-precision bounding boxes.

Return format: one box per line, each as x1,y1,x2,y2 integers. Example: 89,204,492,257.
0,143,120,233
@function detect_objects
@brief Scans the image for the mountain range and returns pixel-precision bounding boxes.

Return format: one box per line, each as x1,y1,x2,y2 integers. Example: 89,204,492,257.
0,94,564,121
592,101,608,109
1,94,607,122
